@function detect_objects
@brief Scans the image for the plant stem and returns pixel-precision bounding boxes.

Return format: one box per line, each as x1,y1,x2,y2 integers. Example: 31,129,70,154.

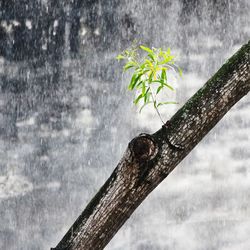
149,85,165,124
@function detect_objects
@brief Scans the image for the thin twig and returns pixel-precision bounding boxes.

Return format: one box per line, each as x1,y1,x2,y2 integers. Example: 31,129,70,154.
149,85,165,124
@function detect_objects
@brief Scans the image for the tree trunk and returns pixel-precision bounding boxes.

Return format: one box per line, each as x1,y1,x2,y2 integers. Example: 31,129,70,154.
52,40,250,250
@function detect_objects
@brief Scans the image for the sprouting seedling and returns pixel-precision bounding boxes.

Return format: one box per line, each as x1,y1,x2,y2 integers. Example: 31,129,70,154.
116,43,182,124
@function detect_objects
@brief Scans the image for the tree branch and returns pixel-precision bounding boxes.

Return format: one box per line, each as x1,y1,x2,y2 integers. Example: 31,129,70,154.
52,40,250,250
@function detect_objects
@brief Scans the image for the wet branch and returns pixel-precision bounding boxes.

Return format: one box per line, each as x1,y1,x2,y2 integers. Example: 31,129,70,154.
52,40,250,250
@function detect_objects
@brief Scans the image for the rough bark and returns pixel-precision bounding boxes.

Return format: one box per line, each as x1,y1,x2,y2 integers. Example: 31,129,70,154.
53,40,250,250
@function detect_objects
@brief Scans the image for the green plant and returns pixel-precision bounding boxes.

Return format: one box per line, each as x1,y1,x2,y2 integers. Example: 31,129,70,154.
116,43,182,123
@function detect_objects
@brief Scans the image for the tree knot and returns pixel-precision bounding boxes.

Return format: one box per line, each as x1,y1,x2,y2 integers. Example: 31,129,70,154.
129,134,158,162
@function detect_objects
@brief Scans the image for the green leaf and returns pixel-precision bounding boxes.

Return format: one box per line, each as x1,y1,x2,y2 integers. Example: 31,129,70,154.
140,69,150,76
148,53,155,61
151,80,164,85
128,73,144,90
153,100,157,108
144,87,150,102
157,101,178,107
123,64,134,71
116,54,125,60
142,82,146,95
140,45,153,53
135,81,143,90
134,94,143,104
128,74,137,90
124,61,137,71
151,80,174,91
163,83,174,91
145,59,153,66
139,63,146,70
161,68,167,81
178,67,183,77
156,85,163,94
148,72,153,83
